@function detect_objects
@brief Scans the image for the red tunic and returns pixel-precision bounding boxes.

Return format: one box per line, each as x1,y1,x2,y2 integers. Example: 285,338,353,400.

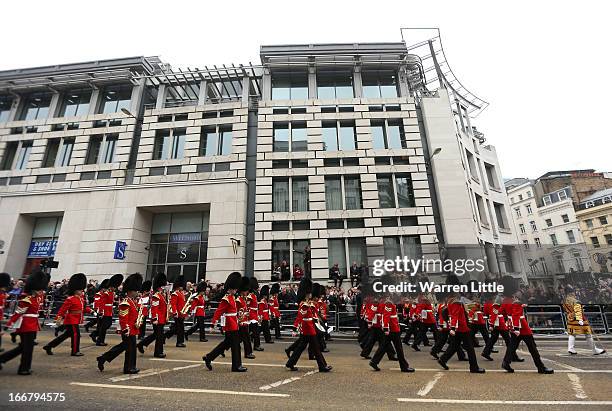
416,301,436,324
57,295,91,325
487,301,507,330
294,301,316,336
436,303,448,330
269,295,280,318
138,293,150,317
212,294,239,332
191,294,206,317
319,298,328,321
118,297,139,336
0,291,6,320
101,290,114,317
258,298,270,321
382,302,400,333
468,302,486,325
170,291,187,319
150,290,168,325
237,296,249,326
503,299,532,336
247,292,259,322
92,291,102,314
7,293,41,333
447,300,469,333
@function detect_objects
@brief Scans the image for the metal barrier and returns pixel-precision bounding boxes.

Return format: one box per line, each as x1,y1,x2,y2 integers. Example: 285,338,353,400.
525,305,566,334
583,305,607,334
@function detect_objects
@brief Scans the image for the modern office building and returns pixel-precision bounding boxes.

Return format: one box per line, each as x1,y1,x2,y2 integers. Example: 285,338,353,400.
0,34,517,283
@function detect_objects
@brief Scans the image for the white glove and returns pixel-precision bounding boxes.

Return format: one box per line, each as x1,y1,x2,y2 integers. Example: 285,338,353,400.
578,320,584,326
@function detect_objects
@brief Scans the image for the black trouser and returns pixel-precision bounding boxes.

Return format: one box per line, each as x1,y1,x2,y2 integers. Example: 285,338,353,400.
413,323,435,347
483,328,518,358
84,317,97,331
403,321,419,344
260,319,272,343
239,325,253,356
99,334,137,373
138,317,147,339
431,331,466,359
287,334,327,370
249,322,261,348
165,317,185,345
310,328,326,358
470,324,490,347
361,327,395,359
358,318,368,343
503,333,545,369
138,323,166,356
440,331,480,371
372,332,411,371
186,316,207,341
205,330,242,371
270,317,281,339
0,332,36,373
46,324,80,354
91,316,112,344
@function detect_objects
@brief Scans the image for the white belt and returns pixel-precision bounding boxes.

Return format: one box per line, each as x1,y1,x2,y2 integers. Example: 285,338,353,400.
196,306,205,308
302,318,313,321
390,315,398,318
225,313,237,317
249,308,257,310
104,304,113,306
23,314,39,318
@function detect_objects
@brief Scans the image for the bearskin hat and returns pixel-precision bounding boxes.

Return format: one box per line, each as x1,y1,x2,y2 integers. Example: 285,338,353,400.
500,275,518,297
153,272,167,290
108,274,124,289
141,280,152,293
196,281,207,293
68,273,87,295
123,273,143,293
249,277,259,292
173,275,186,290
259,284,269,298
312,283,321,299
239,277,251,292
270,283,280,295
297,277,313,302
224,272,242,291
25,269,48,292
0,272,11,289
98,278,110,290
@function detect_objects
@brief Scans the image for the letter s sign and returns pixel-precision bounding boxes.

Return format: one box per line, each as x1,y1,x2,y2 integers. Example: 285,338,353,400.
114,241,127,260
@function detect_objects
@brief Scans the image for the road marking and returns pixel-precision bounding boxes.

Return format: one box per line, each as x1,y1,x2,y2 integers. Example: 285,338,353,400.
567,373,588,399
259,370,318,391
149,358,315,368
109,364,202,382
557,353,611,358
517,349,582,371
397,398,612,405
417,372,443,396
70,382,290,398
389,368,612,373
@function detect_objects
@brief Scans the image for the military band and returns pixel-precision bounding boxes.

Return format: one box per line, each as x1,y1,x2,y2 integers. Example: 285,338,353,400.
185,281,208,342
137,273,168,358
90,274,123,346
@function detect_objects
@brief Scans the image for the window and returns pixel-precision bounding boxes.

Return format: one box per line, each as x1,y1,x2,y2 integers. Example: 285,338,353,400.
376,174,415,209
561,214,570,223
14,141,32,170
545,218,553,227
100,85,132,114
383,236,422,263
590,236,600,248
465,150,478,180
56,138,74,167
484,163,499,189
475,194,488,226
558,190,568,200
153,128,186,160
599,216,608,225
362,71,399,98
271,72,308,100
534,237,541,247
43,139,60,167
566,230,576,243
550,233,558,246
86,134,117,164
523,240,529,249
205,80,241,103
273,123,307,152
377,175,395,208
519,224,526,234
529,221,537,232
526,204,533,214
322,121,356,151
1,142,17,170
395,174,415,208
0,95,12,122
515,207,522,218
371,120,405,149
527,191,533,198
324,175,362,210
493,202,508,229
317,71,354,99
20,92,52,120
272,177,308,212
605,234,612,245
292,178,309,212
543,195,551,206
59,89,91,117
518,194,523,201
585,219,594,229
200,125,232,156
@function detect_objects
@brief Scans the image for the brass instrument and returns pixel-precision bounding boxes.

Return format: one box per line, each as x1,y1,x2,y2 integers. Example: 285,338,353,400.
181,292,196,316
136,302,144,328
166,288,173,322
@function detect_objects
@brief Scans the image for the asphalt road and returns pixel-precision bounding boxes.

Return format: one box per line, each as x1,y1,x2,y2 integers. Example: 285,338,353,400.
0,329,611,410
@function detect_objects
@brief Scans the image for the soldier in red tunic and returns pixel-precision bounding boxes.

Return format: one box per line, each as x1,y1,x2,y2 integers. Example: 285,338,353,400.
84,278,107,333
44,273,90,356
247,278,262,351
164,275,187,347
185,281,208,342
0,270,47,375
137,273,168,358
0,272,10,353
97,273,143,374
137,280,152,339
499,276,553,374
258,285,273,344
91,274,123,346
203,272,246,372
412,293,436,351
269,283,282,339
237,277,255,358
481,294,524,362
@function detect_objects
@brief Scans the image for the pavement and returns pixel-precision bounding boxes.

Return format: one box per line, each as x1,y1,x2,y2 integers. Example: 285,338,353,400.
0,329,611,410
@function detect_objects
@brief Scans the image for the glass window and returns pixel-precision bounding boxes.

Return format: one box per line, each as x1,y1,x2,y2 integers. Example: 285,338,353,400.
170,212,203,233
20,93,52,120
293,239,310,274
348,238,367,267
85,136,102,165
273,124,289,152
322,123,338,151
550,234,558,246
371,122,386,149
317,71,354,99
200,127,217,156
43,139,60,167
338,122,356,150
60,89,91,117
271,73,308,100
362,71,398,98
32,216,62,238
396,174,414,208
272,241,290,270
566,230,576,243
0,95,13,123
383,237,401,260
291,124,307,152
328,239,347,278
57,138,74,167
591,236,600,247
325,177,342,210
100,85,132,114
292,178,309,212
402,236,422,260
599,216,608,225
219,127,233,156
101,135,118,163
386,120,404,149
154,129,185,160
377,175,395,208
344,176,362,210
272,178,289,212
15,141,32,170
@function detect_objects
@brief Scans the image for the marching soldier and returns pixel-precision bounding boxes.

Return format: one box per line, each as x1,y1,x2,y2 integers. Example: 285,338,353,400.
319,286,331,342
84,279,107,333
402,298,420,346
0,272,10,353
369,293,414,373
563,286,606,355
258,285,273,344
437,275,485,373
97,273,143,374
430,294,468,361
203,272,246,372
138,280,152,339
237,277,255,359
44,273,90,356
500,276,553,374
137,273,168,358
481,294,524,362
185,281,208,342
269,283,282,339
247,278,262,351
412,293,436,351
91,274,123,346
165,275,187,347
0,270,47,375
361,297,397,361
285,277,332,372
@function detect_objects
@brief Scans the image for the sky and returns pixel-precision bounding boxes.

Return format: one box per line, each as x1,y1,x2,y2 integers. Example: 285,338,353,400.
2,0,610,179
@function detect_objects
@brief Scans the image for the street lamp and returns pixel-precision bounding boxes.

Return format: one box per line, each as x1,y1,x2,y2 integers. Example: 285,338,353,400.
429,147,442,161
121,108,135,118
